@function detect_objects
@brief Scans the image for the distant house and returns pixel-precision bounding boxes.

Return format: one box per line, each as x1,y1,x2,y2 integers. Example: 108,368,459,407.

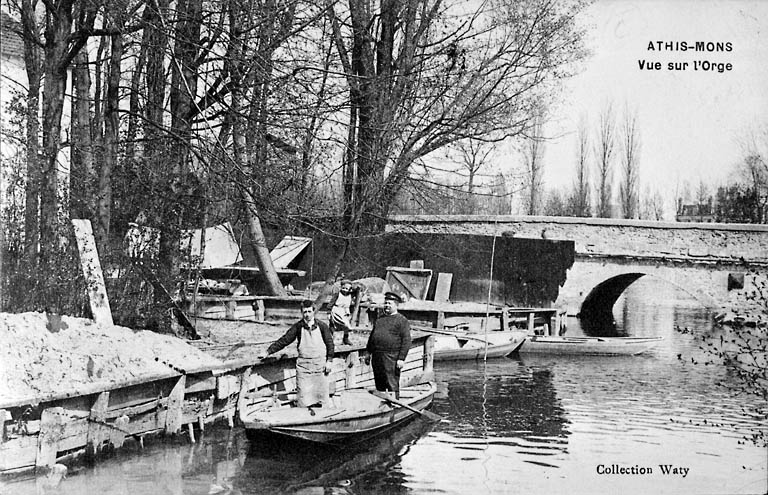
0,11,26,213
1,10,73,224
676,199,715,222
0,11,25,124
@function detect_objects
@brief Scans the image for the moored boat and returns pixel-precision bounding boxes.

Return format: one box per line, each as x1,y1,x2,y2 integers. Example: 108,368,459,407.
518,335,663,355
430,330,527,361
240,382,437,445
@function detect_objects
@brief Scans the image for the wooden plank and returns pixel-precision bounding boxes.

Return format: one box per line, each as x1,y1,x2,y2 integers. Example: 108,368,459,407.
501,307,510,332
165,376,186,434
433,273,453,302
225,300,236,319
109,415,129,448
71,219,113,325
57,416,89,453
0,434,38,472
0,409,9,443
386,269,432,300
344,352,359,389
255,299,265,321
422,336,434,376
185,374,217,394
36,407,65,468
87,391,109,455
104,398,165,419
236,367,253,418
108,380,173,411
216,375,240,399
123,412,164,437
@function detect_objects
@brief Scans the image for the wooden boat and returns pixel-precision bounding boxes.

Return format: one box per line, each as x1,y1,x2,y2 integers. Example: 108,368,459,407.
518,335,663,355
430,330,527,361
240,382,437,445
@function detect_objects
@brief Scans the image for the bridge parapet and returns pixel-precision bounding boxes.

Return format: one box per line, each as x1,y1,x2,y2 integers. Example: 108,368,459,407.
387,215,768,264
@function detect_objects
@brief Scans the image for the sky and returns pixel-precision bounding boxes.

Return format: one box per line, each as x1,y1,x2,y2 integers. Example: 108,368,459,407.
534,0,768,207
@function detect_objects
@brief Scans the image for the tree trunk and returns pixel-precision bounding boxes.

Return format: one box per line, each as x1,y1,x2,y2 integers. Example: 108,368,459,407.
241,189,286,296
71,48,96,221
20,0,41,259
40,0,75,262
227,0,286,296
98,11,125,249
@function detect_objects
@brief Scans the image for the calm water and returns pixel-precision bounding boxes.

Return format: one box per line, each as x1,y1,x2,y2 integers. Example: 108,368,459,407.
3,279,766,494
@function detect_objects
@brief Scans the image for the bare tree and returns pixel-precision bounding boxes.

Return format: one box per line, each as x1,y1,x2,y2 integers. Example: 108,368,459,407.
694,179,711,221
569,115,590,216
327,0,587,239
619,106,640,219
523,109,546,215
640,185,665,220
736,126,768,223
449,139,496,213
595,103,615,218
543,187,568,216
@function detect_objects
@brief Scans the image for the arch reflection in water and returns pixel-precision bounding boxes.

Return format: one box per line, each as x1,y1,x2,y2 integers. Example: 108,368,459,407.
432,359,570,465
236,416,436,493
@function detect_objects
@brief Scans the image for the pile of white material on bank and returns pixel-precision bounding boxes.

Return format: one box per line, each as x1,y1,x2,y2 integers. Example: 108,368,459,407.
0,312,222,405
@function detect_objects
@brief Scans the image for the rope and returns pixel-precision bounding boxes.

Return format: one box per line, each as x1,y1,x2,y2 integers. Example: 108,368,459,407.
483,231,498,362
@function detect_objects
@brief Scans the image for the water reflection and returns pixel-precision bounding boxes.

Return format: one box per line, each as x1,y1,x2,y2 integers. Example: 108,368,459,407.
237,417,435,493
578,310,620,336
1,418,436,495
432,359,570,464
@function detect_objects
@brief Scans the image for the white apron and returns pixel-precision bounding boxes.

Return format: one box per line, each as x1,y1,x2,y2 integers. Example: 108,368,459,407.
296,323,328,407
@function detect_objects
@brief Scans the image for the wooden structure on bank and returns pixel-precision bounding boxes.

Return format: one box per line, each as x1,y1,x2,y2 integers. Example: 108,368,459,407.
357,300,565,336
1,222,434,476
0,334,434,476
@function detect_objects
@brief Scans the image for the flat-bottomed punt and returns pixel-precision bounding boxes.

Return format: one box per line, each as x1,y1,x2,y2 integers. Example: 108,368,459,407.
240,382,437,445
519,335,663,355
431,330,526,361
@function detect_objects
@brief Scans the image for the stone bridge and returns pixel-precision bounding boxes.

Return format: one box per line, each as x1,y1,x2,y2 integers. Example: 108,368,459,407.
386,215,768,316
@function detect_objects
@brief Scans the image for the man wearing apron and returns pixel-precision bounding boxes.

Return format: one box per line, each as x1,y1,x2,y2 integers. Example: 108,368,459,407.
261,300,334,407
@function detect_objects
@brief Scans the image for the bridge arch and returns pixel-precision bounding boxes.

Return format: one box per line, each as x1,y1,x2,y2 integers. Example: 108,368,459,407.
579,273,646,317
557,258,726,317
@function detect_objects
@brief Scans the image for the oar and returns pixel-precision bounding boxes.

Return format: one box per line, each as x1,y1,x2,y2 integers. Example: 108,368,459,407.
415,327,491,344
369,390,442,422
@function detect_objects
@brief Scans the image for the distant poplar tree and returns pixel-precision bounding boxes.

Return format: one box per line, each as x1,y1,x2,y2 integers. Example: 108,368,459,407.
595,104,615,218
619,107,640,219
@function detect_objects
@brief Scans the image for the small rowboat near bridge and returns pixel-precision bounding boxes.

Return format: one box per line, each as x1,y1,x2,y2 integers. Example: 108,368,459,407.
518,335,663,355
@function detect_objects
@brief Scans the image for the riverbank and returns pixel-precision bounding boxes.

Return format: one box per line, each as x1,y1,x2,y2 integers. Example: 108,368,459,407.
0,310,434,476
0,312,223,404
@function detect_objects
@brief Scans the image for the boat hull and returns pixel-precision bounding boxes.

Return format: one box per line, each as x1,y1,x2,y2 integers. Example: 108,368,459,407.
433,331,526,361
241,383,436,445
519,336,663,355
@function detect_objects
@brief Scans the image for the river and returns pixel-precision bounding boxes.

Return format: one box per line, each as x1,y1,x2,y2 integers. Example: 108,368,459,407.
3,278,766,494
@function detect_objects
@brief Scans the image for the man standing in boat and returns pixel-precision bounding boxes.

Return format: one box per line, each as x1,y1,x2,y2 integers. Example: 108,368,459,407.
366,291,411,398
260,300,334,408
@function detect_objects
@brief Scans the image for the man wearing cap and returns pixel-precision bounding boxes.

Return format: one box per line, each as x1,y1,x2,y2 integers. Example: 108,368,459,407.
260,300,334,408
366,292,411,398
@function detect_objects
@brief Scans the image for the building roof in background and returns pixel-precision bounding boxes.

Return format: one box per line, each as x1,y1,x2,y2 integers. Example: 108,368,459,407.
0,11,24,61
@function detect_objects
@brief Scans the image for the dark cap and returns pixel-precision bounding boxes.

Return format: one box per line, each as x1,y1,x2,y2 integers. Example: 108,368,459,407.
383,291,403,303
